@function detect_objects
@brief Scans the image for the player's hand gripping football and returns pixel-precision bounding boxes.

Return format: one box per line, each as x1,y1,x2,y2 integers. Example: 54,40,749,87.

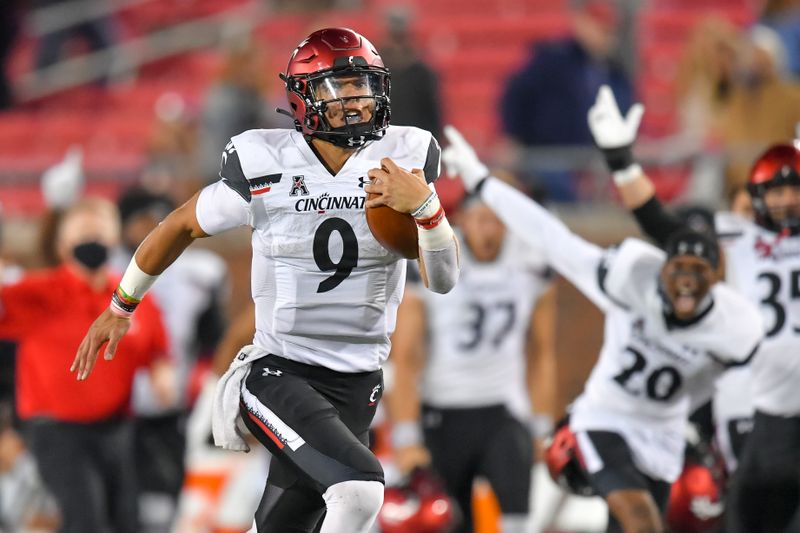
442,125,489,191
70,308,131,380
587,85,644,150
365,157,431,213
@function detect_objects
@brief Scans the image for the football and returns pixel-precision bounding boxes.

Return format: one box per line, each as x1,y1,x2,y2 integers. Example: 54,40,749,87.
365,191,419,259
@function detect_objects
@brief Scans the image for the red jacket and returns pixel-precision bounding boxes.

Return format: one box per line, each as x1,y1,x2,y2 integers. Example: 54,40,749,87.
0,265,168,422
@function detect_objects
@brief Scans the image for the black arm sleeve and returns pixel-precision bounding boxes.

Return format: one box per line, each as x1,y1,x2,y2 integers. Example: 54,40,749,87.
631,196,686,248
423,135,441,184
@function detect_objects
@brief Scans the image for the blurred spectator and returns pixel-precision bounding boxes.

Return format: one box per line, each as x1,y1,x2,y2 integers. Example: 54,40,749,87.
500,0,634,201
760,0,800,78
716,25,800,194
198,40,289,183
0,205,21,419
674,17,740,147
379,9,443,141
112,186,229,533
0,197,172,533
0,0,21,109
674,21,800,201
33,0,118,82
142,93,201,200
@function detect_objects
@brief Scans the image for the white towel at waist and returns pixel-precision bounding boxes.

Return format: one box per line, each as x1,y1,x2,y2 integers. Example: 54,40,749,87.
212,344,270,451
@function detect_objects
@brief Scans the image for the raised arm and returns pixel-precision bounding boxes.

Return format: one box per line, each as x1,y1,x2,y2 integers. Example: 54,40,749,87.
588,85,685,247
443,126,610,311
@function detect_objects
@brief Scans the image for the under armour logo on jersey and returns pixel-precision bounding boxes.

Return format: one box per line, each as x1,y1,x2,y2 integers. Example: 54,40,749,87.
289,175,309,196
262,368,283,377
368,384,382,406
357,176,368,188
249,173,282,196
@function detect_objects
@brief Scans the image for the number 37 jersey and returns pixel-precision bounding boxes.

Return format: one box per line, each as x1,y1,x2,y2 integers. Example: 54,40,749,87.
195,126,441,372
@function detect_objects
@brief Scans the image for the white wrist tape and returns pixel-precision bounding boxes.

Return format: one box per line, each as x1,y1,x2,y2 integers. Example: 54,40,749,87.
119,257,159,301
415,196,455,250
418,219,455,251
391,421,423,449
612,163,644,186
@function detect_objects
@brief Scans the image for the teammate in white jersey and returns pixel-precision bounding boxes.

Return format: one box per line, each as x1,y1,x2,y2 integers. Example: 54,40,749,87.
69,28,460,533
587,84,800,533
387,194,557,533
443,126,764,533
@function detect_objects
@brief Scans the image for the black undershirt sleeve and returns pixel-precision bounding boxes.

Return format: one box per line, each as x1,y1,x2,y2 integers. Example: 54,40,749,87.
631,196,687,247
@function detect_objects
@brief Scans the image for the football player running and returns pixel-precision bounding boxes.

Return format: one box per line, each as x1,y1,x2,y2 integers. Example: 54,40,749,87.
588,84,800,533
388,194,558,533
70,28,459,533
443,126,763,533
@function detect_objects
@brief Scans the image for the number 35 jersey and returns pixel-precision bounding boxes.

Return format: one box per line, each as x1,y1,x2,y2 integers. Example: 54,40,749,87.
195,125,441,372
716,212,800,415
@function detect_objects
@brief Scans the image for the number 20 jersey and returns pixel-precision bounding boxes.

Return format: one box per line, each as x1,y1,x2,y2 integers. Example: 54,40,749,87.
568,239,763,481
716,212,800,415
195,125,441,372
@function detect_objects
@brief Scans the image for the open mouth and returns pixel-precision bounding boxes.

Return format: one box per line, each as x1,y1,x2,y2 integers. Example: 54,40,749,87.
344,109,364,125
674,288,698,315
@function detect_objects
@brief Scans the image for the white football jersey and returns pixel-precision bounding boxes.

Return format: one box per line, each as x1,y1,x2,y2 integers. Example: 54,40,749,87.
716,212,800,415
195,126,441,372
479,178,764,482
568,239,763,482
413,232,552,418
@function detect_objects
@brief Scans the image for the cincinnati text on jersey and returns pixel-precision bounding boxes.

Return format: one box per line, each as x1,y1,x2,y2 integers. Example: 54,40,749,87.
294,192,366,213
631,317,702,364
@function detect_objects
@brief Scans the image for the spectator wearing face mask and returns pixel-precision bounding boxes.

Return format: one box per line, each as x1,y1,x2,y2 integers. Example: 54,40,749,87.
0,197,173,533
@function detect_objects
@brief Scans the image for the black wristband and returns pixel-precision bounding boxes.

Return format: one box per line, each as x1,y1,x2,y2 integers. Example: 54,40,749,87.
474,175,489,195
601,145,635,172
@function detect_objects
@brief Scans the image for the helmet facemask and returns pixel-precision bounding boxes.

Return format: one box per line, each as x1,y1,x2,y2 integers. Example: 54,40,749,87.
749,174,800,236
285,60,390,149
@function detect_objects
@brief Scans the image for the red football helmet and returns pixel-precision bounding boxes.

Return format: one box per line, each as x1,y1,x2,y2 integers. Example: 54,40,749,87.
281,27,391,149
545,418,595,497
378,468,457,533
747,142,800,235
666,460,725,533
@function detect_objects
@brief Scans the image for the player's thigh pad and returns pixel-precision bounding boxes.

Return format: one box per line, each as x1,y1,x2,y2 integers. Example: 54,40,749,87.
240,356,384,493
